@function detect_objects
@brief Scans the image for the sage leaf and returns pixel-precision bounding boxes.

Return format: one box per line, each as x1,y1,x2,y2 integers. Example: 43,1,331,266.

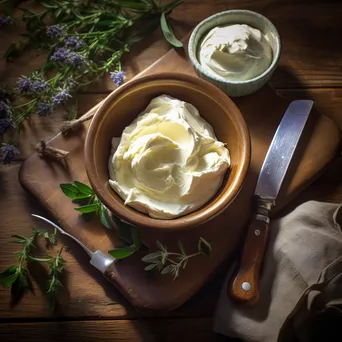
1,272,19,288
198,237,212,257
177,240,186,255
141,252,161,262
75,203,100,214
144,263,157,271
74,181,94,196
161,264,173,275
99,205,113,230
108,245,136,259
160,11,183,48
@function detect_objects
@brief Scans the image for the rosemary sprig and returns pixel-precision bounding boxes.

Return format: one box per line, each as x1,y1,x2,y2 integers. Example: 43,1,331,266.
0,228,41,291
142,238,212,280
30,247,66,312
0,227,66,312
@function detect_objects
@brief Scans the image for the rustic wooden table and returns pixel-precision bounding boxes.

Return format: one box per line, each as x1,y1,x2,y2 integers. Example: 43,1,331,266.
1,1,341,341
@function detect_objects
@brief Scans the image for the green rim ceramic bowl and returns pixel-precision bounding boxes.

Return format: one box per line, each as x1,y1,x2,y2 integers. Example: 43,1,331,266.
188,9,281,97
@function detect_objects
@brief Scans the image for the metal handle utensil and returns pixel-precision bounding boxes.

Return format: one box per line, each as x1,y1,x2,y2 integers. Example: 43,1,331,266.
32,214,116,277
228,100,314,304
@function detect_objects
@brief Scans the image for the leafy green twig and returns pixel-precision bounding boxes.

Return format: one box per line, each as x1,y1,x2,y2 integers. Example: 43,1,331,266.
0,228,41,291
0,227,66,311
142,237,212,280
31,247,66,312
60,180,149,257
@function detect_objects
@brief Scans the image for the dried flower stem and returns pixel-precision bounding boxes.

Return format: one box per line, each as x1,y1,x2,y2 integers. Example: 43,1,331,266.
36,140,69,161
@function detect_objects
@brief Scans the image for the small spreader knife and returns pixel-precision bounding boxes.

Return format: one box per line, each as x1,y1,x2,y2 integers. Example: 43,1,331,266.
228,100,314,304
32,214,116,275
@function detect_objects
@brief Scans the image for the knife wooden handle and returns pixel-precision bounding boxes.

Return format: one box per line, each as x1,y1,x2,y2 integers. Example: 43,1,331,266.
228,196,275,304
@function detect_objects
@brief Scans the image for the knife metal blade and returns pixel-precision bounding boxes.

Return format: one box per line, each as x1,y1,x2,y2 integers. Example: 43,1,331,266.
228,100,314,304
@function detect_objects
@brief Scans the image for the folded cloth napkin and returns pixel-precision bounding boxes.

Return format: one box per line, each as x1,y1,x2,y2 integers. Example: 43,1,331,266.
214,200,342,342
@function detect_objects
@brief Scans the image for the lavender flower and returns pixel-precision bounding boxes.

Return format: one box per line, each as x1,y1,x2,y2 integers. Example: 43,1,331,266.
69,53,84,67
0,118,14,136
110,71,125,87
53,90,71,105
0,101,11,118
50,47,70,63
1,144,20,165
36,102,53,117
17,76,32,94
46,24,66,39
0,16,12,29
31,80,49,93
64,36,85,50
68,78,77,90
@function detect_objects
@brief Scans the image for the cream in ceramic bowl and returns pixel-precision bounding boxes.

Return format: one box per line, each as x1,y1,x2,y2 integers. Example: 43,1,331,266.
188,9,281,97
84,73,251,231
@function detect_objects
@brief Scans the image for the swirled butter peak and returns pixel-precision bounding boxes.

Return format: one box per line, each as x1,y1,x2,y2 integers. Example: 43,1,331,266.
108,94,230,219
199,24,273,82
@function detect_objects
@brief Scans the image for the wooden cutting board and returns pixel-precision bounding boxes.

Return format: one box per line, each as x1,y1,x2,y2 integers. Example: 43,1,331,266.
19,34,341,314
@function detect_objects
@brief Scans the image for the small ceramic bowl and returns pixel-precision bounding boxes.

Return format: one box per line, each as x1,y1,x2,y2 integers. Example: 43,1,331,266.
85,73,250,231
188,9,281,97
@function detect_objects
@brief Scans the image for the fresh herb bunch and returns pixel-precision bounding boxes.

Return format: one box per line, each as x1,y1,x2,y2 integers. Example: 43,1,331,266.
142,238,212,280
0,0,182,164
0,226,66,312
61,180,213,279
60,180,149,257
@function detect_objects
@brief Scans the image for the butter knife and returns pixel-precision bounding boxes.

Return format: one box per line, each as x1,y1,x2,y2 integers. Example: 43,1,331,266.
32,214,116,275
228,100,314,304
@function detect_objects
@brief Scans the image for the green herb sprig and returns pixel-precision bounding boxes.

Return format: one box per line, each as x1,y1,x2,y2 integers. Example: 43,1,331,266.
0,227,66,312
60,180,149,257
142,238,212,280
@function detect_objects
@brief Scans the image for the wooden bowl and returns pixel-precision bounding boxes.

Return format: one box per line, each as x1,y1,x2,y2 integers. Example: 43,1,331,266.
85,73,250,230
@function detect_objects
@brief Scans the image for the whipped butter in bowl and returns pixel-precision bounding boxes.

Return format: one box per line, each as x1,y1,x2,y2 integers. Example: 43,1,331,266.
199,24,273,82
108,95,230,219
188,9,281,97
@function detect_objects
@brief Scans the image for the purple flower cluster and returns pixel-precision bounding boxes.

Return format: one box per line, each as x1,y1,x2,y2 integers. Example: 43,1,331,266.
17,76,49,94
50,47,70,64
1,144,20,165
0,101,13,136
64,36,84,50
51,47,84,67
46,24,66,39
110,71,125,87
0,16,12,28
53,90,71,105
36,101,53,117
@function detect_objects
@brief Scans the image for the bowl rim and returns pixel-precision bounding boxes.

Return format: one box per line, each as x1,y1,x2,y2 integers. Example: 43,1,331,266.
188,9,282,86
84,72,251,231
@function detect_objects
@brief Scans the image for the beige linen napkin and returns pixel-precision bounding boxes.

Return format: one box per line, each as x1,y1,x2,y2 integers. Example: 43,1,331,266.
214,200,342,342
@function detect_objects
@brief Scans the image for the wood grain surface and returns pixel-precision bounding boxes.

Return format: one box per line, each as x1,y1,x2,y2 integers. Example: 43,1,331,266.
1,1,342,341
17,31,341,314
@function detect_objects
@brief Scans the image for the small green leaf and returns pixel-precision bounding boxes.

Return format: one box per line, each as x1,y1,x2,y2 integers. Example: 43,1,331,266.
161,265,173,275
177,240,186,255
28,256,51,262
99,205,113,230
141,252,161,262
1,272,19,288
0,266,18,280
160,12,183,48
144,263,157,271
198,237,212,257
108,245,136,259
75,203,100,214
60,183,80,199
74,181,94,196
156,240,167,253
